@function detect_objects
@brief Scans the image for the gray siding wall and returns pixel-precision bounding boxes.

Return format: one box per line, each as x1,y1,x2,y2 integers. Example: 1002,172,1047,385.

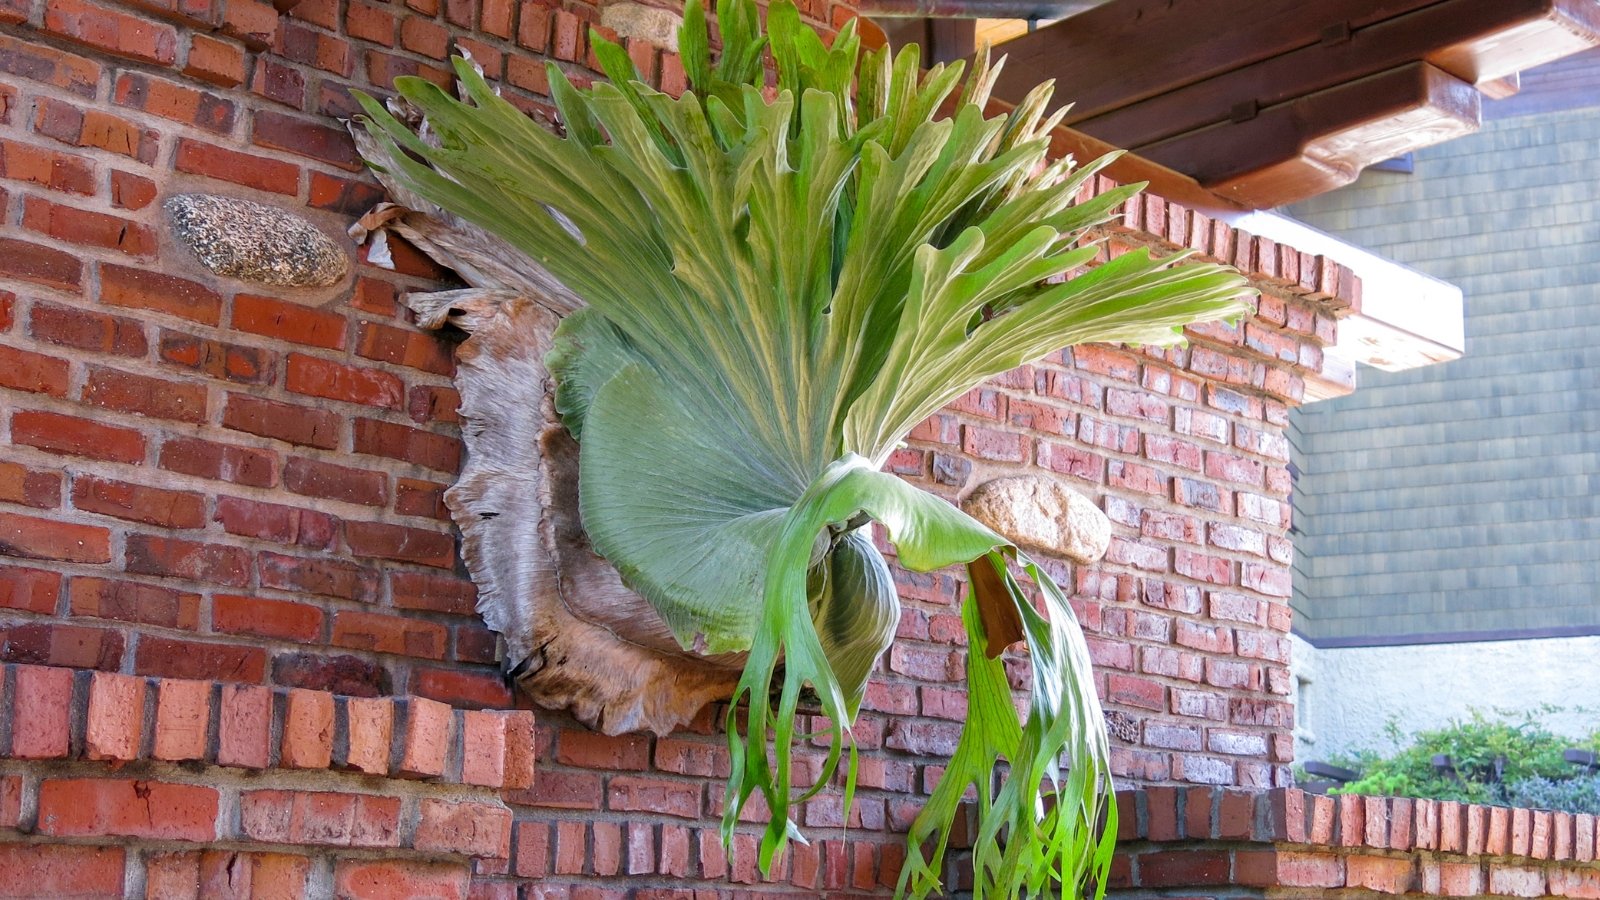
1287,77,1600,645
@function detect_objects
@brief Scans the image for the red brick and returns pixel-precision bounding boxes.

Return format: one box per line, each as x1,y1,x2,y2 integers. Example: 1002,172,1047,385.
254,108,360,169
0,236,83,290
1136,849,1229,887
357,320,454,375
214,495,337,549
309,169,385,216
347,1,396,45
0,345,69,397
607,776,702,820
253,55,306,106
150,678,211,762
342,697,393,776
81,367,206,424
221,0,279,46
233,294,347,350
1241,563,1292,597
70,577,201,630
38,778,218,841
456,709,508,787
0,621,124,669
174,138,298,194
0,460,60,514
0,565,61,614
84,671,144,761
1276,849,1344,887
1347,854,1415,893
0,510,110,563
281,688,335,769
157,331,276,385
160,436,277,488
392,570,477,616
224,395,342,449
414,667,512,709
1549,868,1600,898
399,14,449,57
0,32,100,96
0,845,125,896
196,851,311,898
284,456,388,506
71,475,205,529
331,610,447,659
144,851,200,898
101,264,222,325
218,682,272,768
517,1,550,50
241,790,402,847
137,632,262,683
184,33,246,86
23,195,155,256
504,711,536,791
213,594,324,642
1071,344,1140,380
515,821,551,876
114,72,235,133
29,302,147,357
397,696,453,778
415,799,513,858
259,551,378,601
344,521,456,568
594,821,623,876
395,477,449,518
333,860,469,900
353,418,462,472
11,664,74,758
1490,864,1548,897
43,0,178,63
126,534,250,587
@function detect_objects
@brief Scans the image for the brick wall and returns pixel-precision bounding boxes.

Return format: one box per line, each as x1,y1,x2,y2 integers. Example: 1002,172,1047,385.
0,0,1470,895
1109,787,1600,898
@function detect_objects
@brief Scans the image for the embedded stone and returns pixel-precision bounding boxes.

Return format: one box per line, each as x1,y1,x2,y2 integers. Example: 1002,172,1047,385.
166,194,349,288
962,474,1111,564
600,1,682,51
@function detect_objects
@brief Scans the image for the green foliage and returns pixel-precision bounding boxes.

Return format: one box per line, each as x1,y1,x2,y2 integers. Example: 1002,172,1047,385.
1503,774,1600,814
353,1,1253,895
1330,709,1600,808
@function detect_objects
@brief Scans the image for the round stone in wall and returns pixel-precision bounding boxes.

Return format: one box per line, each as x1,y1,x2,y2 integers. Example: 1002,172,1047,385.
962,474,1111,565
166,194,349,288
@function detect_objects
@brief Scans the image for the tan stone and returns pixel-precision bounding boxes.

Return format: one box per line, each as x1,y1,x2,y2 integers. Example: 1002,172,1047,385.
962,475,1110,564
600,1,682,52
166,194,348,288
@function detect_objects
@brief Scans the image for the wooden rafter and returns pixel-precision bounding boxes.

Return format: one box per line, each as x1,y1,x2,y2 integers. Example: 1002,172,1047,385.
981,0,1600,207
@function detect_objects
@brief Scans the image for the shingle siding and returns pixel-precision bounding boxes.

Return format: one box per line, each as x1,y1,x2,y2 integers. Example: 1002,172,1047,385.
1288,80,1600,644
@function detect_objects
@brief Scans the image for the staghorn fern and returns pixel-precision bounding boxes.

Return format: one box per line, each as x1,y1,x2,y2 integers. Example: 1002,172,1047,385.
354,2,1253,896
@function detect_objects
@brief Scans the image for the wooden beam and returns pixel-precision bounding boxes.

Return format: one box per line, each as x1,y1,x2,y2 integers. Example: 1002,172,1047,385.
1137,62,1481,208
1076,0,1598,149
988,0,1443,123
1427,0,1600,83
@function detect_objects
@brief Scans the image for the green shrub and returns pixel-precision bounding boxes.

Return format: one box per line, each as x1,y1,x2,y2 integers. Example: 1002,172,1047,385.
1502,773,1600,814
1328,709,1600,807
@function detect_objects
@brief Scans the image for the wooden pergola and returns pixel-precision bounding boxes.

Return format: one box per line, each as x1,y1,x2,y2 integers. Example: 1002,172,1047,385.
871,0,1600,209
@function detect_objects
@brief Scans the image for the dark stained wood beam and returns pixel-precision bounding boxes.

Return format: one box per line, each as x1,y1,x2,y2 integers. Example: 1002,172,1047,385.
1077,0,1598,149
979,0,1600,207
1137,62,1481,208
988,0,1444,123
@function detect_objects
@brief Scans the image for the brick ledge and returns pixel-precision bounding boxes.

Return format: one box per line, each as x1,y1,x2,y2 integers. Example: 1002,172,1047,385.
2,663,534,789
